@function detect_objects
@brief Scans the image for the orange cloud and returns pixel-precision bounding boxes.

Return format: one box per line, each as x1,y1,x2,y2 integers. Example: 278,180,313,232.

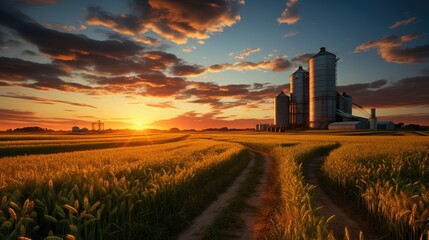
355,34,429,64
277,0,300,25
390,16,416,29
229,48,261,59
86,0,243,44
146,101,177,109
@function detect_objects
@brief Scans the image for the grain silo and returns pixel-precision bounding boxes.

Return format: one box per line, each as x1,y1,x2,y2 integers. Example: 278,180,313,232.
274,91,289,127
290,66,309,127
309,47,337,129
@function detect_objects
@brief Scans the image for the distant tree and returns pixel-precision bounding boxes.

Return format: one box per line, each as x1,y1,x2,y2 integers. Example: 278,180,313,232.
168,127,181,132
395,122,404,129
404,124,420,130
220,127,228,131
14,126,46,132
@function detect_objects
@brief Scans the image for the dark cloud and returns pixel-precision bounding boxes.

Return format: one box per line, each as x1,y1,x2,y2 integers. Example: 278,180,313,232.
86,71,186,97
86,6,142,35
0,57,91,91
368,79,387,88
379,44,429,64
44,22,87,32
18,0,56,4
180,81,289,110
0,5,142,60
0,30,22,49
277,0,300,25
86,0,243,44
170,63,206,77
0,108,34,121
337,76,429,108
22,50,37,56
150,111,272,130
0,92,97,108
420,67,429,75
355,34,429,64
291,53,314,64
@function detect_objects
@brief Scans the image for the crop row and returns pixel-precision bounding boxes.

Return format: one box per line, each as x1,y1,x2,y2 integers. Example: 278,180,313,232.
0,134,188,157
0,139,249,239
323,141,429,239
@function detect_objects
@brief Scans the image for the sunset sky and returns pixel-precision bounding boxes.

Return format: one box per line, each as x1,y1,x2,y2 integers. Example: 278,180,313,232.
1,0,428,130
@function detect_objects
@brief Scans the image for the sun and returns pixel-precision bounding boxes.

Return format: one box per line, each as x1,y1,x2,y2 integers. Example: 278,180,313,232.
135,122,144,130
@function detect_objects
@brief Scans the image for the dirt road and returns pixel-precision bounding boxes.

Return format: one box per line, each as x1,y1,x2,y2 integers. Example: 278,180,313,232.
303,156,384,239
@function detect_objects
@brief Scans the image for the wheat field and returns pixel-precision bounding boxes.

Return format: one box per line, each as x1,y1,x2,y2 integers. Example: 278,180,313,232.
1,131,428,239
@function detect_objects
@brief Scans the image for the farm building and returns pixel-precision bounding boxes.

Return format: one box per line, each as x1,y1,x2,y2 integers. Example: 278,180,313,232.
377,121,395,130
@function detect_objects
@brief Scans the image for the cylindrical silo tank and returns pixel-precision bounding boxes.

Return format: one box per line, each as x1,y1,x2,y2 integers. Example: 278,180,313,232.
290,66,309,127
341,92,352,114
309,47,337,129
274,91,289,127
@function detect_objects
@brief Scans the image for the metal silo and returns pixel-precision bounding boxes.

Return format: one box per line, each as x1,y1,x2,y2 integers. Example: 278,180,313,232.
290,66,309,127
274,91,289,127
309,47,337,129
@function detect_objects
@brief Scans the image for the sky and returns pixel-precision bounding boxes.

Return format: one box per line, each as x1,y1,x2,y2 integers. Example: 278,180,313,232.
0,0,428,130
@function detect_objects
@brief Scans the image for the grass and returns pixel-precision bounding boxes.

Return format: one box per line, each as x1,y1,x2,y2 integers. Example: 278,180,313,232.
203,152,265,240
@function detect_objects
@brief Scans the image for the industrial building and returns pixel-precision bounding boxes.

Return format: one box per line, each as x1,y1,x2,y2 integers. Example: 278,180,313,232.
256,47,392,131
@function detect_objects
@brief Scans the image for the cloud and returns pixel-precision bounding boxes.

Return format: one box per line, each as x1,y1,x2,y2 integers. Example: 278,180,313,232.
355,34,429,63
0,92,97,108
182,46,196,53
0,2,291,103
87,71,187,97
229,48,261,59
0,30,22,49
44,22,87,32
390,16,416,29
181,81,289,110
277,0,300,25
170,63,206,77
420,67,429,75
86,0,243,44
208,56,292,73
0,57,91,91
0,108,95,130
283,31,298,39
291,53,314,64
337,76,429,108
18,0,56,4
22,50,37,56
133,36,161,45
0,5,142,61
146,101,177,109
150,111,271,130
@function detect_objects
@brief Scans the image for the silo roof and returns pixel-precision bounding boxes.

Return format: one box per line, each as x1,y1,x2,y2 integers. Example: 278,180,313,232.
292,66,308,75
277,91,288,97
311,47,336,58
